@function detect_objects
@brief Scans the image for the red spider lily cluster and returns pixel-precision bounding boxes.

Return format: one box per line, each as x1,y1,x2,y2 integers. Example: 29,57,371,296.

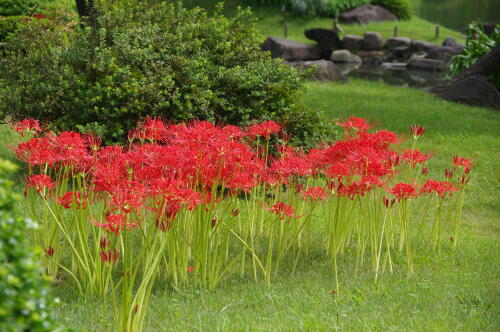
13,117,472,331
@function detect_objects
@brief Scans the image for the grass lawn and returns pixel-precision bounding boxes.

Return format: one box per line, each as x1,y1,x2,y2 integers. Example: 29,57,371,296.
4,1,499,331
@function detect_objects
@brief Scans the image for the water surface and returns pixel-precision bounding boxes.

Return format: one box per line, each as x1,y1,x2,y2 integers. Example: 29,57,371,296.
411,0,500,31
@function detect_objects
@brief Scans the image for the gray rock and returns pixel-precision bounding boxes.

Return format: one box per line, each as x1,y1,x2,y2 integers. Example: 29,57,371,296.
304,28,343,58
433,75,500,110
262,36,321,61
442,37,464,49
409,40,437,53
358,51,385,67
335,62,362,76
407,58,444,71
386,37,411,49
339,5,397,25
426,46,464,61
380,62,407,70
330,49,362,63
363,32,385,51
287,60,346,82
343,35,363,51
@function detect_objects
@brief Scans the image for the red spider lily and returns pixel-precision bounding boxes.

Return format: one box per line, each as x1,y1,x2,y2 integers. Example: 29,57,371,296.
95,213,137,235
460,174,471,186
402,149,429,167
420,180,457,198
12,119,42,137
409,125,426,139
16,137,58,166
452,156,472,174
222,125,246,140
338,116,370,132
100,236,110,249
264,201,301,221
302,186,328,201
26,174,55,194
444,168,454,180
247,121,281,139
390,183,418,201
58,192,87,209
45,246,55,257
383,197,396,209
129,116,168,142
99,248,119,263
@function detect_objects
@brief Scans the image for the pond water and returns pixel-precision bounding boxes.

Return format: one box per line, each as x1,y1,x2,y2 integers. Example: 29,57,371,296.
410,0,500,31
337,63,445,90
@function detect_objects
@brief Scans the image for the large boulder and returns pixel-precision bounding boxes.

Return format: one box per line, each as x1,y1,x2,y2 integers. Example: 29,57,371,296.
442,37,465,49
287,60,345,82
363,32,385,51
433,75,500,110
409,40,437,53
385,37,411,49
478,22,498,36
407,58,444,71
343,35,363,51
358,51,385,67
262,36,321,61
304,28,342,59
426,46,464,61
339,5,397,25
330,50,362,63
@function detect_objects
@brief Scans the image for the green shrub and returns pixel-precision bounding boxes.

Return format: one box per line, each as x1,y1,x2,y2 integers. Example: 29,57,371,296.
0,2,332,146
0,0,37,16
372,0,412,20
450,24,500,89
0,160,63,332
0,15,21,42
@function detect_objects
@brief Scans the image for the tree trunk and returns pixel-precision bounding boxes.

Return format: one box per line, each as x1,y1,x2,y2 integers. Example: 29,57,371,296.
75,0,98,29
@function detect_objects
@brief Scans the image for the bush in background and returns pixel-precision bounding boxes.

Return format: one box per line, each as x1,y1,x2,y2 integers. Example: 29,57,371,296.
0,0,37,16
0,160,63,332
0,2,333,146
372,0,412,20
246,0,412,19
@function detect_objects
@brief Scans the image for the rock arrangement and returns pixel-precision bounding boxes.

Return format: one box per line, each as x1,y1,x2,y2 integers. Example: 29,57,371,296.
339,5,397,25
262,30,465,84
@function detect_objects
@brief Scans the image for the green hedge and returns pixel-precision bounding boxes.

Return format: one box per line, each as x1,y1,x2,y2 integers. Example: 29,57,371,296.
0,0,37,16
0,2,333,146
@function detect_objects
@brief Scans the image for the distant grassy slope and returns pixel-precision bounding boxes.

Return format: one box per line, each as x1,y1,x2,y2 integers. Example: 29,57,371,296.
184,0,464,43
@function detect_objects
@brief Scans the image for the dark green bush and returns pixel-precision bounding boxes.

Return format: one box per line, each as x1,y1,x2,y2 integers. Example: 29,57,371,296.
371,0,412,20
0,15,21,42
0,1,332,146
0,0,37,16
0,160,63,332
